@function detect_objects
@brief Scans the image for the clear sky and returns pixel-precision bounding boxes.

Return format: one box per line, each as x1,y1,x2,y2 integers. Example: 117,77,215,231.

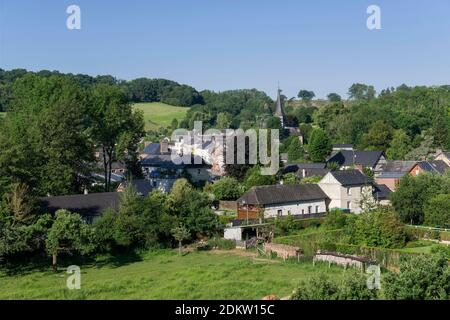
1,0,450,99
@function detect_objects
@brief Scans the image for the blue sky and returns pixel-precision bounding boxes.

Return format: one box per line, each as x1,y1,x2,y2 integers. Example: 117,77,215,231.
1,0,450,99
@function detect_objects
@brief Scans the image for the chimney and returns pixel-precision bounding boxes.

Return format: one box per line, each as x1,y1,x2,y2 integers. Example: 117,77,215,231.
302,169,306,178
84,188,88,195
160,138,169,154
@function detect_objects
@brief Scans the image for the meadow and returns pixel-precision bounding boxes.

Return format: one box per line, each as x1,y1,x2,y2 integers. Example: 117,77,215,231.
0,250,344,300
133,102,189,131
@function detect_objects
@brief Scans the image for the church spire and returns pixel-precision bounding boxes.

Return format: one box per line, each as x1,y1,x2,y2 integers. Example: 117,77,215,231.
274,85,285,128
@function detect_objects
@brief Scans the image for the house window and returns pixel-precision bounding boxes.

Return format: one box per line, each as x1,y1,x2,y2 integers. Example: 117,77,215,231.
316,206,319,213
198,169,201,175
301,209,305,215
347,187,352,195
347,201,351,210
308,206,312,214
277,210,282,217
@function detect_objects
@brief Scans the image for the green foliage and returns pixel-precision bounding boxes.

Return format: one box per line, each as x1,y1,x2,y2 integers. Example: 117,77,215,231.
282,173,301,185
243,166,277,190
323,209,348,229
345,208,406,248
207,177,243,201
216,112,233,129
274,215,297,237
287,137,304,162
291,271,377,300
391,173,449,225
327,93,342,102
386,129,411,160
266,116,282,130
348,83,376,102
361,120,393,151
207,237,236,250
383,253,450,300
298,90,315,103
46,210,95,261
424,194,450,228
307,128,332,162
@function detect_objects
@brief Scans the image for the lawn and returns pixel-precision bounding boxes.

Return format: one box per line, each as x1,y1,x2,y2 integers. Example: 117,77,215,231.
0,250,344,300
133,102,189,131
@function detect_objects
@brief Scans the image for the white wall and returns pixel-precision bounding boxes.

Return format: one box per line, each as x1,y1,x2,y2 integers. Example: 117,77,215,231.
224,227,242,241
263,200,327,218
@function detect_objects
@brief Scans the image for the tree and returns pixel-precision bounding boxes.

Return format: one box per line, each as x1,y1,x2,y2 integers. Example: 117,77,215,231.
6,183,36,225
171,224,191,255
89,84,144,191
266,116,282,130
323,209,348,229
216,112,232,129
287,138,304,162
348,83,376,101
391,174,443,225
171,118,179,131
327,93,342,102
424,194,450,228
361,120,393,151
345,208,406,248
386,129,411,160
291,271,377,300
207,177,243,201
297,90,315,103
383,254,450,300
243,166,277,190
307,128,332,162
46,210,94,271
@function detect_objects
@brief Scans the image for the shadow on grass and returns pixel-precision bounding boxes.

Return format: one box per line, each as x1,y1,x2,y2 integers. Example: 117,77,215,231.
0,250,143,276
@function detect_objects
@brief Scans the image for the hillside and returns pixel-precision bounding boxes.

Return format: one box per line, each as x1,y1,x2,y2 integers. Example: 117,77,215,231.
133,102,189,131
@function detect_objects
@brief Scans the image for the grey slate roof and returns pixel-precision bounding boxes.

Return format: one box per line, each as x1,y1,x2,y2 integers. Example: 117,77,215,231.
329,170,369,186
282,163,327,174
40,192,120,217
121,179,154,197
417,160,449,174
373,184,392,200
237,184,328,206
381,160,417,173
327,150,384,168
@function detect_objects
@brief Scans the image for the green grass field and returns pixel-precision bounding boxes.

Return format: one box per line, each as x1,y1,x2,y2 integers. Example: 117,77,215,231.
0,250,344,300
133,102,189,131
0,112,6,118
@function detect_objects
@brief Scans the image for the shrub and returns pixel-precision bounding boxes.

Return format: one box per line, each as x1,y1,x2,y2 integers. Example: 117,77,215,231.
424,194,450,228
207,237,235,250
291,271,378,300
383,253,450,300
323,209,348,229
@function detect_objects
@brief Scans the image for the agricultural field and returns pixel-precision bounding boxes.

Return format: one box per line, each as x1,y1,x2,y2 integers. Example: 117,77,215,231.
0,249,344,300
133,102,189,131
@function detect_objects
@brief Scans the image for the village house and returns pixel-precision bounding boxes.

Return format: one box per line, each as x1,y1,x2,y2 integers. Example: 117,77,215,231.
375,160,417,191
282,163,330,181
435,151,450,166
236,184,329,220
326,150,386,174
409,160,449,176
40,192,121,224
139,139,218,192
318,170,373,214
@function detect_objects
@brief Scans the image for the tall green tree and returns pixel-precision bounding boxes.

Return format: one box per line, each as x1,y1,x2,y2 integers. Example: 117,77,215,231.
89,84,144,191
307,128,332,162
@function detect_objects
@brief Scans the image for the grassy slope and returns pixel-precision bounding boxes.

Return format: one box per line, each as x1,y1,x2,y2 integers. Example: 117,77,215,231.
0,250,343,300
133,102,189,131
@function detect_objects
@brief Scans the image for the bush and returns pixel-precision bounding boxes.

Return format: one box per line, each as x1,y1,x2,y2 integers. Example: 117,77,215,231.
323,209,348,229
424,194,450,228
383,253,450,300
207,237,235,250
291,271,378,300
207,177,243,201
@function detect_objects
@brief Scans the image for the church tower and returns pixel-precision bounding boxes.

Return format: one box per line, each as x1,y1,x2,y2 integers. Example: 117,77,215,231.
274,87,285,128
